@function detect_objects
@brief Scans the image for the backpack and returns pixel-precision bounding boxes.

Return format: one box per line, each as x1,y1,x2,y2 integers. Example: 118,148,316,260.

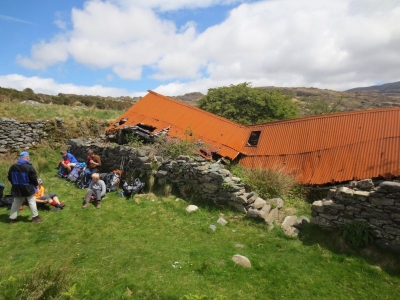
67,164,83,182
0,195,14,209
76,171,91,189
100,169,122,193
122,178,145,199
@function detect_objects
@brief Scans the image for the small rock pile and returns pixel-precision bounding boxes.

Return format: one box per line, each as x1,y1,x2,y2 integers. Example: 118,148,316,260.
311,179,400,253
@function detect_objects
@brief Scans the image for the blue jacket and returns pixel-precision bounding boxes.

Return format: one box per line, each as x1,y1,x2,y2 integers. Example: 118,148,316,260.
63,153,78,164
8,158,38,197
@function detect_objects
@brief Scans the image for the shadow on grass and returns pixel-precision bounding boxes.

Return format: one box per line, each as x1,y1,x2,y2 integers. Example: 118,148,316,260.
298,223,400,277
0,213,30,224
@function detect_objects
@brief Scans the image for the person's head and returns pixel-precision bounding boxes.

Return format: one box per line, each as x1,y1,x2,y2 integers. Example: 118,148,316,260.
38,179,43,186
92,173,100,183
60,150,67,157
87,149,94,158
19,151,30,161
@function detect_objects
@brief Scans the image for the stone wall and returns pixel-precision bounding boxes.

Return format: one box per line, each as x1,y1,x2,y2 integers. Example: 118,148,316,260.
67,138,285,229
0,118,48,153
311,179,400,253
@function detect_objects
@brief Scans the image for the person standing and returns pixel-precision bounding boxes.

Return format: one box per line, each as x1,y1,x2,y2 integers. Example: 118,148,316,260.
8,151,43,224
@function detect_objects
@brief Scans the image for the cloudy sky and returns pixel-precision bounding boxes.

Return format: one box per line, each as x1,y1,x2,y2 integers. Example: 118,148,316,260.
0,0,399,97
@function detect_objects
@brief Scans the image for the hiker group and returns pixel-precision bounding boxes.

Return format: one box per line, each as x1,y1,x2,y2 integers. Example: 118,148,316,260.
4,149,143,225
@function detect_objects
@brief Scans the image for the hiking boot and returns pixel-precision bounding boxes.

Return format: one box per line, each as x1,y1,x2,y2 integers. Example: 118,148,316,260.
96,201,101,209
9,218,17,225
32,216,43,223
82,203,89,209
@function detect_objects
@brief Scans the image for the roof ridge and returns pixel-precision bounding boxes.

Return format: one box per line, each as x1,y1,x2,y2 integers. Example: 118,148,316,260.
246,107,400,128
148,90,246,128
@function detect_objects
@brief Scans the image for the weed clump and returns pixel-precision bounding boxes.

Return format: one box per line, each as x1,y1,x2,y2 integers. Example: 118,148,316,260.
340,220,374,250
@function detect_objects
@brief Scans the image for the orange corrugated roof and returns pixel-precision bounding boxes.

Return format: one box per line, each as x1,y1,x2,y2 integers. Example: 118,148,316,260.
107,91,400,185
240,108,400,184
107,91,248,159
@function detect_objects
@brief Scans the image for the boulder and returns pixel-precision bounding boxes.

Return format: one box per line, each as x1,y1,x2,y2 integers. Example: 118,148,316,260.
264,208,279,225
186,205,199,213
232,255,251,268
356,179,374,190
253,197,266,209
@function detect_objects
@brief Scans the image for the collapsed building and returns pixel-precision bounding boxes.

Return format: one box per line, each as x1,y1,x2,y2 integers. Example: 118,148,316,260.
106,91,400,185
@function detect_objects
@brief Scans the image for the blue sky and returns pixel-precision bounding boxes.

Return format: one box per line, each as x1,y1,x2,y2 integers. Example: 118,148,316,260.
0,0,399,97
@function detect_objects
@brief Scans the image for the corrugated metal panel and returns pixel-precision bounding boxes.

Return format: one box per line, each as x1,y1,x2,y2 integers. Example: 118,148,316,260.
106,91,247,159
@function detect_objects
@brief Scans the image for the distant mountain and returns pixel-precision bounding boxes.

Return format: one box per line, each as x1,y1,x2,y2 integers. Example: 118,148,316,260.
346,81,400,95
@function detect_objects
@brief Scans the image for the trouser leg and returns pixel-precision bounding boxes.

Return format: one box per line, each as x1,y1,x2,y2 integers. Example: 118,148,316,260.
94,190,102,201
10,197,25,220
84,189,94,202
26,194,39,218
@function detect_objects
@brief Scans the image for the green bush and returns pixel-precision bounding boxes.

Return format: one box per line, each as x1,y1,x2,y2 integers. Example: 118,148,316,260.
340,220,374,250
153,136,196,159
230,165,297,199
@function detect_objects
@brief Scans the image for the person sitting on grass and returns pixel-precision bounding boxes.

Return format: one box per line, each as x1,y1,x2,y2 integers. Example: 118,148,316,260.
82,149,102,185
58,151,78,177
82,173,106,209
35,179,65,211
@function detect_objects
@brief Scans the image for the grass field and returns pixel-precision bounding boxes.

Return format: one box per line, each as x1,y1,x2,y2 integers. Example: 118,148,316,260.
0,101,123,121
1,147,400,300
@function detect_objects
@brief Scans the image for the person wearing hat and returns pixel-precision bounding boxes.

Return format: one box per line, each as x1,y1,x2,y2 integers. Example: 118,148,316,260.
8,151,43,224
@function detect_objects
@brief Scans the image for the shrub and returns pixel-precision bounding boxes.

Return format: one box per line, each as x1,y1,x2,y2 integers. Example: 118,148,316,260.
153,136,196,159
230,164,297,199
340,220,374,250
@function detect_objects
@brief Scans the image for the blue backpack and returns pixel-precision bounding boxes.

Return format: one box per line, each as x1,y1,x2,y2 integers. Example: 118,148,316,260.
67,162,85,182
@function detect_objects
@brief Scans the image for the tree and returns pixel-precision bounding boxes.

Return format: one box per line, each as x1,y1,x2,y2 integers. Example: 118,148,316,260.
197,83,298,125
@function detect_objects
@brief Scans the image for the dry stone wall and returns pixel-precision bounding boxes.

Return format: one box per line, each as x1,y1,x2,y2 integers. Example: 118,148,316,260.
67,138,285,228
0,118,48,153
311,179,400,253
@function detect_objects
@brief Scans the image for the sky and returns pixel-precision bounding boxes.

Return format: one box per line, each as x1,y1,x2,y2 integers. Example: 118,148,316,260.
0,0,399,97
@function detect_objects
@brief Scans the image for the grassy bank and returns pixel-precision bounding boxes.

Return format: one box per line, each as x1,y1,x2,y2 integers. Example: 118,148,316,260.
0,101,123,121
0,148,400,299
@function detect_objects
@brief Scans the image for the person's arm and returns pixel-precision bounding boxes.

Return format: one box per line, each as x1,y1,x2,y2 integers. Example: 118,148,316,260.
93,156,101,167
88,181,93,190
7,167,12,183
100,180,106,197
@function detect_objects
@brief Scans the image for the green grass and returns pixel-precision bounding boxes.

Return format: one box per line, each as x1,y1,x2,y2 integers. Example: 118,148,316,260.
0,101,123,121
1,149,400,299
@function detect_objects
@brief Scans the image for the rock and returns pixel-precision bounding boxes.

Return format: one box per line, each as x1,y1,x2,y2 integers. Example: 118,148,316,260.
379,181,400,192
246,192,258,204
232,255,251,268
155,170,168,178
186,205,199,213
235,244,244,248
267,198,285,209
356,179,374,190
246,208,264,219
209,224,217,232
260,204,272,215
281,215,297,229
264,208,279,225
253,197,266,209
294,216,310,228
217,217,228,226
228,202,247,214
0,148,7,153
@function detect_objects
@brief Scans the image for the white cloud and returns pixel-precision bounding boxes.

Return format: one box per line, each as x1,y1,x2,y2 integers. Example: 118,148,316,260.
16,0,400,95
0,74,145,97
